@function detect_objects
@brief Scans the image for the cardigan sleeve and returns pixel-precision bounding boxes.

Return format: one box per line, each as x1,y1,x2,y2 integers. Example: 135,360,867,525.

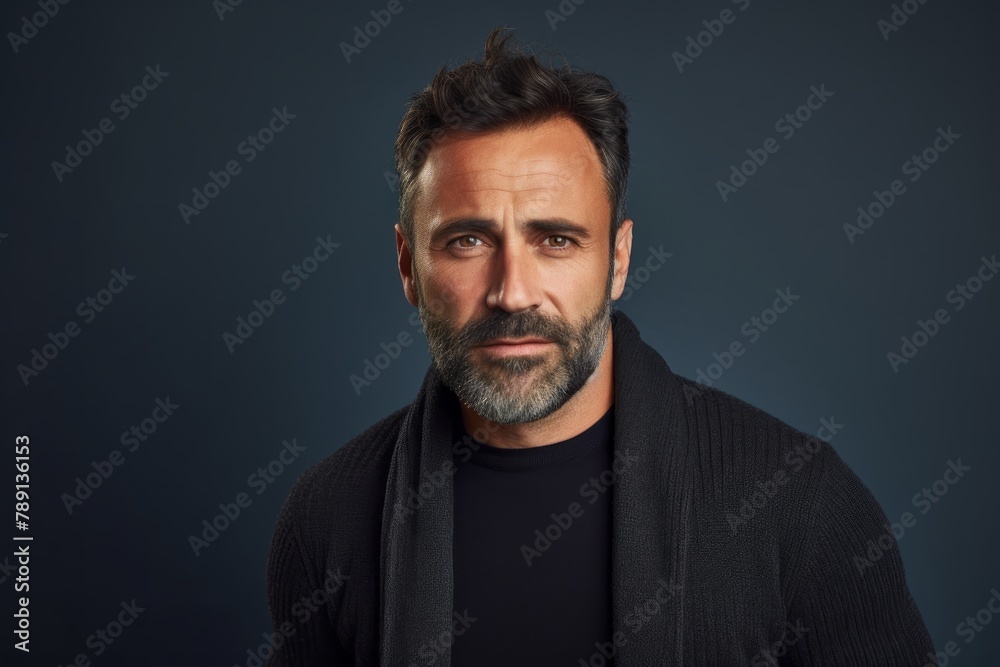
782,444,935,666
265,485,352,666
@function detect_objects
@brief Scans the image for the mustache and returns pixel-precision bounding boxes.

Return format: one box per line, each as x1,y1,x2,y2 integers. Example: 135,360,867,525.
455,311,571,348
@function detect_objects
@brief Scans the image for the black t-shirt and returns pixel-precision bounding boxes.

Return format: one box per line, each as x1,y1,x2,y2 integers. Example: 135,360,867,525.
450,405,616,666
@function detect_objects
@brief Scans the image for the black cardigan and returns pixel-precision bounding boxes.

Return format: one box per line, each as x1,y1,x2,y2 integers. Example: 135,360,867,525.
266,310,934,665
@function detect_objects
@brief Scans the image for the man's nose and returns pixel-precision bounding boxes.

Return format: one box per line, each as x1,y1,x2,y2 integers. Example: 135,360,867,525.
485,244,543,312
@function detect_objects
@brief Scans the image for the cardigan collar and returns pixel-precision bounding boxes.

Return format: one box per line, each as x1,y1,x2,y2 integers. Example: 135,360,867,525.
379,309,692,665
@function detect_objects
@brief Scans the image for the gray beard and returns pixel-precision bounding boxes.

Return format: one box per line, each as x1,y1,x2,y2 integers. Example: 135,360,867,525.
418,284,613,425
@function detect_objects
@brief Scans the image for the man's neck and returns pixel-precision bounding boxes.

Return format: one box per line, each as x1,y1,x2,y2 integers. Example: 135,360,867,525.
459,328,615,449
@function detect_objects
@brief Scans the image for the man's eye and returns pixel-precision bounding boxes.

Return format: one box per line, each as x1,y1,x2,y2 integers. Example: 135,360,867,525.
452,235,482,249
546,235,572,249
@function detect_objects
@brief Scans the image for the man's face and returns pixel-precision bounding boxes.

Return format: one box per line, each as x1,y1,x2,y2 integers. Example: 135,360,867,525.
396,115,631,424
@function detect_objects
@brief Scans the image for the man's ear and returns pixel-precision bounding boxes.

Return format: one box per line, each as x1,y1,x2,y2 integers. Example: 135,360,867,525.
610,218,634,301
395,223,419,307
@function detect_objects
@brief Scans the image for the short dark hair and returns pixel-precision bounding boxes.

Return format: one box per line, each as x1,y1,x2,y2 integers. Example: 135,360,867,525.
393,26,631,251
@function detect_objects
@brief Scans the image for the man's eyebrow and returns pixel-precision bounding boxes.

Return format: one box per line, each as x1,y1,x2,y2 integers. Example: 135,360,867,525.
430,217,593,244
527,218,593,239
430,218,497,244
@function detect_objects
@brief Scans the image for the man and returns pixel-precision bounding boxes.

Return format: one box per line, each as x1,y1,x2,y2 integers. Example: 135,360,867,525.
266,27,934,665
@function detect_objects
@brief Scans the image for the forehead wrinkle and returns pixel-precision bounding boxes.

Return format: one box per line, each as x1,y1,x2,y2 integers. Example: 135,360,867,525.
452,161,584,176
452,185,569,194
413,118,608,243
451,170,574,191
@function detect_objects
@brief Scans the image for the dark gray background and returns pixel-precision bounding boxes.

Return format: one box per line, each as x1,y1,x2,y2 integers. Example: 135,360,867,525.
3,0,998,664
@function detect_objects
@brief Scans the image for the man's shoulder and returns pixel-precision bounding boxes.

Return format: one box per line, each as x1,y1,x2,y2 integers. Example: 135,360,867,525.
280,404,410,520
671,373,841,474
671,374,867,543
267,406,412,594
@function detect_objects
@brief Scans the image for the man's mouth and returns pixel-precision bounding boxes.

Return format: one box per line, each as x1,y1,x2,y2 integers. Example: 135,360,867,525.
473,337,554,355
